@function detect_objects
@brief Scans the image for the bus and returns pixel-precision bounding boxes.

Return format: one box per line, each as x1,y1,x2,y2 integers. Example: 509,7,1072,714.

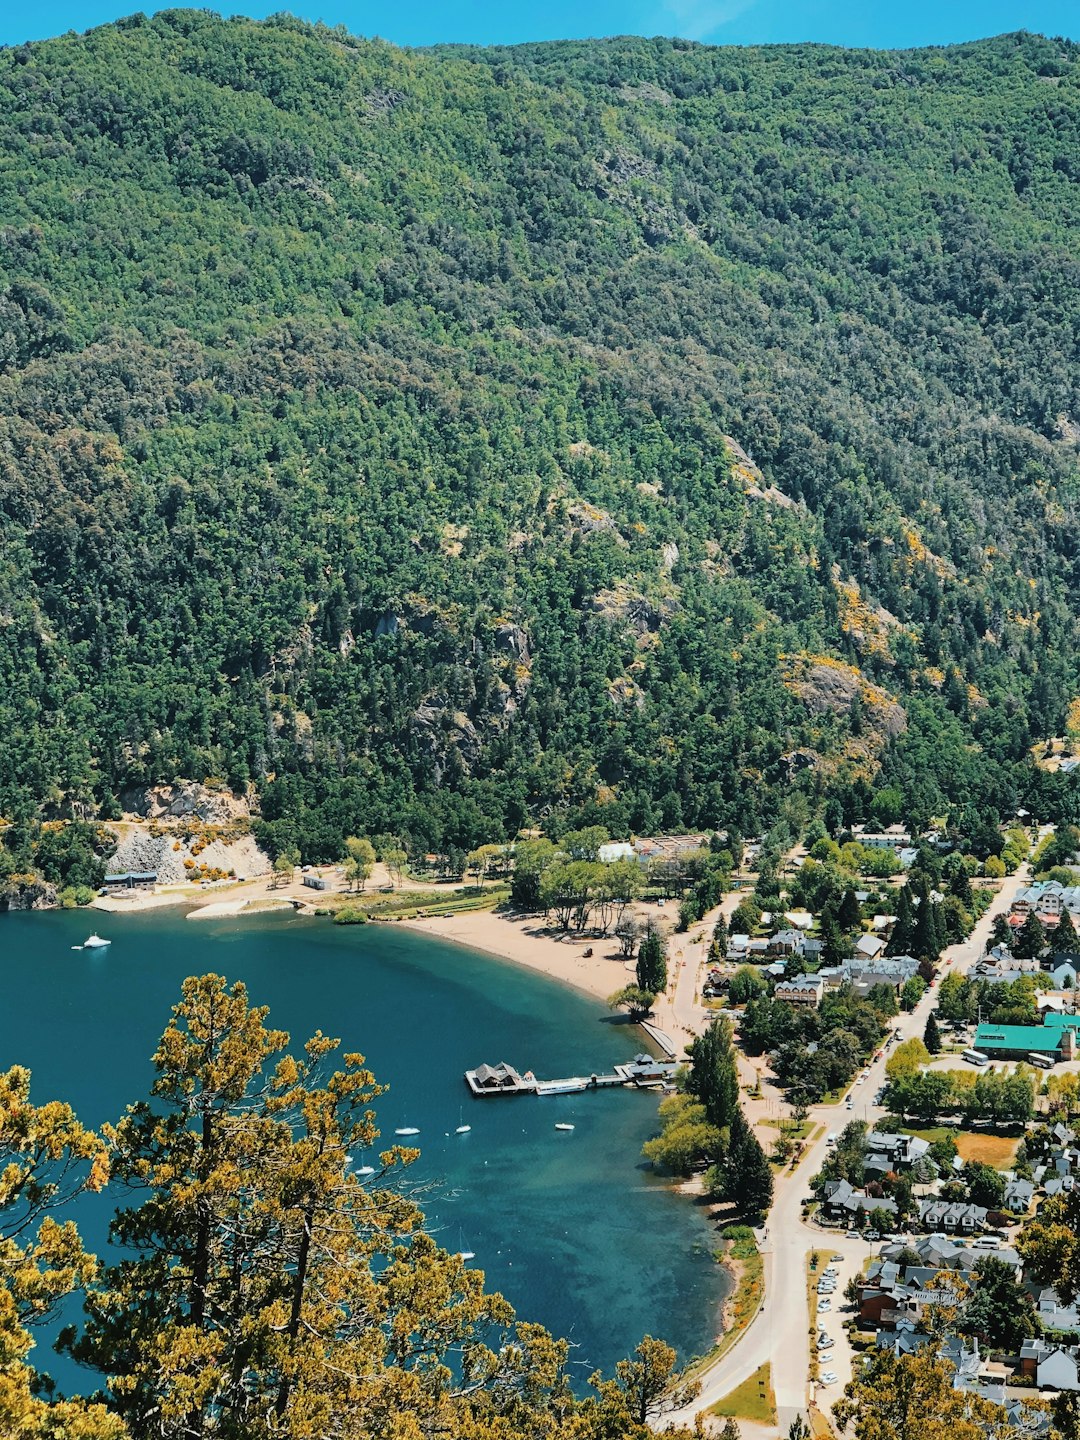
1029,1053,1056,1070
962,1049,989,1067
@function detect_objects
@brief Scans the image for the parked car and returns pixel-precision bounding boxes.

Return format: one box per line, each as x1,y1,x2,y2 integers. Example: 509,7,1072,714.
845,1231,860,1240
866,1230,880,1240
821,1371,839,1385
817,1300,831,1312
818,1338,834,1351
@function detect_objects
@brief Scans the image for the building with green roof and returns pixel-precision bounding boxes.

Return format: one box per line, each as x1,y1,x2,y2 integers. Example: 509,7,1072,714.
974,1018,1080,1061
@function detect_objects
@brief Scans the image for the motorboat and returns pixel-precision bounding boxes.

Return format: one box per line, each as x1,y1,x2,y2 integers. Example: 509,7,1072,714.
355,1165,376,1177
554,1123,575,1132
83,934,111,949
535,1078,587,1095
456,1124,472,1134
395,1127,420,1136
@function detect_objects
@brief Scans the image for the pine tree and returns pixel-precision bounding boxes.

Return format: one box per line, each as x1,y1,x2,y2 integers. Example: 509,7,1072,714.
685,1018,740,1131
722,1109,774,1220
1056,909,1079,954
637,922,669,994
837,888,862,933
711,913,729,958
912,893,941,963
820,911,851,967
924,1012,942,1054
1014,913,1047,961
0,1067,120,1440
888,885,916,955
67,975,515,1440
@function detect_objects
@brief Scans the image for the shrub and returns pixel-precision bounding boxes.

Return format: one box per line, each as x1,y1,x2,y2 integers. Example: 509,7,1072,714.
333,906,369,926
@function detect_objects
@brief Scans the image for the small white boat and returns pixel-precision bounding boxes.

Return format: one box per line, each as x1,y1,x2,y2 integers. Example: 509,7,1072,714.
536,1078,587,1095
83,934,111,949
355,1165,376,1177
457,1250,476,1262
456,1124,472,1134
554,1123,575,1132
395,1127,419,1137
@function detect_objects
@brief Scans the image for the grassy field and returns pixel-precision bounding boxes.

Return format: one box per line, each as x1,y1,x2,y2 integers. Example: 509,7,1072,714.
953,1132,1021,1167
320,884,509,922
710,1363,776,1425
897,1125,1022,1169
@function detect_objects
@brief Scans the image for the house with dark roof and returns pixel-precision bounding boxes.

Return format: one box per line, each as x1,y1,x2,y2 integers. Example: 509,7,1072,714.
917,1199,988,1233
1003,1176,1036,1214
821,1179,897,1221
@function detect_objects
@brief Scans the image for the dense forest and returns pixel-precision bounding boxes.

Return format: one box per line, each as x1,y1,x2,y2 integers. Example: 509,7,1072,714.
2,15,1080,858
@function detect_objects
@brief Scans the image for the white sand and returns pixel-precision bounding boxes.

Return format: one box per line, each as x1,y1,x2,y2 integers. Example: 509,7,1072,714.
400,908,640,1002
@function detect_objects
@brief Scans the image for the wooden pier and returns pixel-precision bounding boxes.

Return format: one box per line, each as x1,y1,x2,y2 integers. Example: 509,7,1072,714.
465,1054,679,1098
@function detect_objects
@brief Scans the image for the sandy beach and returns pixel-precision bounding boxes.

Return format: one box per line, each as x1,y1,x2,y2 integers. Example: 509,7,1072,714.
399,908,642,1003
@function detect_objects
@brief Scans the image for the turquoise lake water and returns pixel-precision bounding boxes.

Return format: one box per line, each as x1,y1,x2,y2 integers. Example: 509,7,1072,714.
0,906,727,1389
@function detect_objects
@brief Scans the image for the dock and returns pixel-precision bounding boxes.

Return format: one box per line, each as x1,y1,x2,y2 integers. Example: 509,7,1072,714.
465,1053,680,1098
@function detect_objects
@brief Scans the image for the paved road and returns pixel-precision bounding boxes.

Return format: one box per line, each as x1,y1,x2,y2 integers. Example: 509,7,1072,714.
662,861,1034,1435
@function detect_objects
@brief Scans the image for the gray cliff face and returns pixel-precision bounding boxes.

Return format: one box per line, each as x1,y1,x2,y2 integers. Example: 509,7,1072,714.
0,877,58,911
118,782,255,825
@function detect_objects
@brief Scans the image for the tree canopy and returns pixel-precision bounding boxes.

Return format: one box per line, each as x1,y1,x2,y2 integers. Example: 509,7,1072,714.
0,20,1079,861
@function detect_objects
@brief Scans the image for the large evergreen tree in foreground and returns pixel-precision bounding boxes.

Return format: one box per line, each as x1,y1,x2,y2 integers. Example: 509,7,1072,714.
0,974,701,1439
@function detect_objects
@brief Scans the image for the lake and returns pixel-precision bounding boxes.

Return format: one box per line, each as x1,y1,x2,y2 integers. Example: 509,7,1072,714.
0,905,727,1389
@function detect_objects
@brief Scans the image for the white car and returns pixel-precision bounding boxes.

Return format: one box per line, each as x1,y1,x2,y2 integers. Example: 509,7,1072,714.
821,1371,839,1385
818,1338,834,1351
817,1299,832,1312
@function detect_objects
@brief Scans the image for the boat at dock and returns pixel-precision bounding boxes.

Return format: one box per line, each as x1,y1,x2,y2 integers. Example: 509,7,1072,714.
535,1077,588,1095
465,1057,671,1097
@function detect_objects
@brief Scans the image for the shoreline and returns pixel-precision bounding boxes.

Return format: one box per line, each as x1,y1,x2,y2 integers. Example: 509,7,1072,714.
88,885,642,1009
397,908,639,1005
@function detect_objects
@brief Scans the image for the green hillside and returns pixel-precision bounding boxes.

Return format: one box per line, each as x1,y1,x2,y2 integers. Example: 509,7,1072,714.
1,14,1079,855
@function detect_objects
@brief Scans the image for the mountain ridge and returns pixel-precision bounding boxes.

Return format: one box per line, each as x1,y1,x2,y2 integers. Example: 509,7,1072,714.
0,13,1078,861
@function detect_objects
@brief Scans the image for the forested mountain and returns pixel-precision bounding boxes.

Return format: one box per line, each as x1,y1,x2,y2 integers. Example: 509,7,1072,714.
2,14,1080,856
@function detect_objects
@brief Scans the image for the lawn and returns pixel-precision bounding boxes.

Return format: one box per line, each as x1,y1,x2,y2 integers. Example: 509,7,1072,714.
762,1118,815,1138
710,1363,776,1426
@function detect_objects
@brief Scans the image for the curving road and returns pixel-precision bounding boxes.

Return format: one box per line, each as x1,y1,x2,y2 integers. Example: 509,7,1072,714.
661,860,1034,1434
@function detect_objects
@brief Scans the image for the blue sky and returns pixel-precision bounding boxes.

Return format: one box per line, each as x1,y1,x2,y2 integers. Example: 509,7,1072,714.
2,0,1077,51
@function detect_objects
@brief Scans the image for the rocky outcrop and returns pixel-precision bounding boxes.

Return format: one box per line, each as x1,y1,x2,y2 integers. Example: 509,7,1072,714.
106,828,271,885
120,781,253,824
591,583,674,638
0,876,58,911
786,656,905,737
